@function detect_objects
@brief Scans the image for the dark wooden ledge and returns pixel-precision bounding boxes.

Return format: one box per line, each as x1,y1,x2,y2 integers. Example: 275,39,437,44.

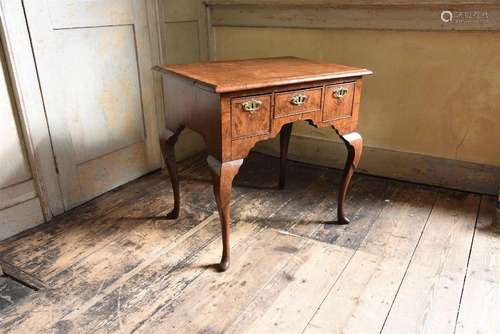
205,0,500,31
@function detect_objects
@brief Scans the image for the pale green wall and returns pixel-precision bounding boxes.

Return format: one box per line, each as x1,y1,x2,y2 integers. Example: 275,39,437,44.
214,27,500,166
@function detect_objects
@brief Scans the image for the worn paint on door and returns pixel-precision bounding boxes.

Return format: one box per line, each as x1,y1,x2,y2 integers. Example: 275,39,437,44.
24,0,162,209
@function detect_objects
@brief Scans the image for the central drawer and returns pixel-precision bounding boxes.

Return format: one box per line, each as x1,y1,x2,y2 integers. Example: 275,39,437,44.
274,87,322,118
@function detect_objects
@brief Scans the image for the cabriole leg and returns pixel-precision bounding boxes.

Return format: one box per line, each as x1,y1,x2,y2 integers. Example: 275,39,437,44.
336,131,363,225
279,123,293,189
159,127,184,219
207,156,244,272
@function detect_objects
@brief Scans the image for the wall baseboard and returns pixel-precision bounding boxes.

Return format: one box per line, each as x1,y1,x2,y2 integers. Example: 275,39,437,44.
254,134,500,195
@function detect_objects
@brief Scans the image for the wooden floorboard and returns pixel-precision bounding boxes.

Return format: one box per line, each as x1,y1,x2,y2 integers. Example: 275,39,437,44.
223,179,394,334
304,182,438,334
0,155,206,277
381,191,480,334
290,173,392,249
0,154,281,333
455,195,500,334
134,228,351,334
52,157,329,333
32,155,326,333
130,164,362,333
0,154,204,254
0,152,494,334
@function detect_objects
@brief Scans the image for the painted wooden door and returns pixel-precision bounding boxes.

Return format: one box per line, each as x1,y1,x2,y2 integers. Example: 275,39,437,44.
23,0,162,209
0,40,44,240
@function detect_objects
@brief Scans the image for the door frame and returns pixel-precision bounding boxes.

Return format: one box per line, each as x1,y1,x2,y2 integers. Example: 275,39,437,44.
0,0,64,220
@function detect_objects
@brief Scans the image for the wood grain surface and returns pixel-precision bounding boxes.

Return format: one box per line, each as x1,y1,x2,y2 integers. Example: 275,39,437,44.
155,57,371,93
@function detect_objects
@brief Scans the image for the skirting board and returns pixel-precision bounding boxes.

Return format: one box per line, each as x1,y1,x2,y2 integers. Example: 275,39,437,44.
254,134,500,195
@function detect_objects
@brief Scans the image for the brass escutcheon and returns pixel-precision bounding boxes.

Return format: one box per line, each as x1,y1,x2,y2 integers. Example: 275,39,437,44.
242,100,263,114
291,94,308,106
333,87,348,99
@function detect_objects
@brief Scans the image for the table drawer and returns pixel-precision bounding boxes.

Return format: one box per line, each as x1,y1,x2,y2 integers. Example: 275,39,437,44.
323,82,355,121
275,87,322,118
231,94,272,139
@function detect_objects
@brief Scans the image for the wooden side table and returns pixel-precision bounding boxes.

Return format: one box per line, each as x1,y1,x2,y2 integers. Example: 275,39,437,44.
154,57,372,271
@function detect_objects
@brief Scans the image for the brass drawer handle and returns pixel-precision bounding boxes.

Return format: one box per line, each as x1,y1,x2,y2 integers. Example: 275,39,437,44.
242,100,262,114
333,87,349,99
291,94,308,106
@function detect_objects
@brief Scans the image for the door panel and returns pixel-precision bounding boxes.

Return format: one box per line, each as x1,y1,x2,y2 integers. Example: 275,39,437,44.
24,0,161,209
0,39,44,240
0,71,31,188
53,25,145,164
